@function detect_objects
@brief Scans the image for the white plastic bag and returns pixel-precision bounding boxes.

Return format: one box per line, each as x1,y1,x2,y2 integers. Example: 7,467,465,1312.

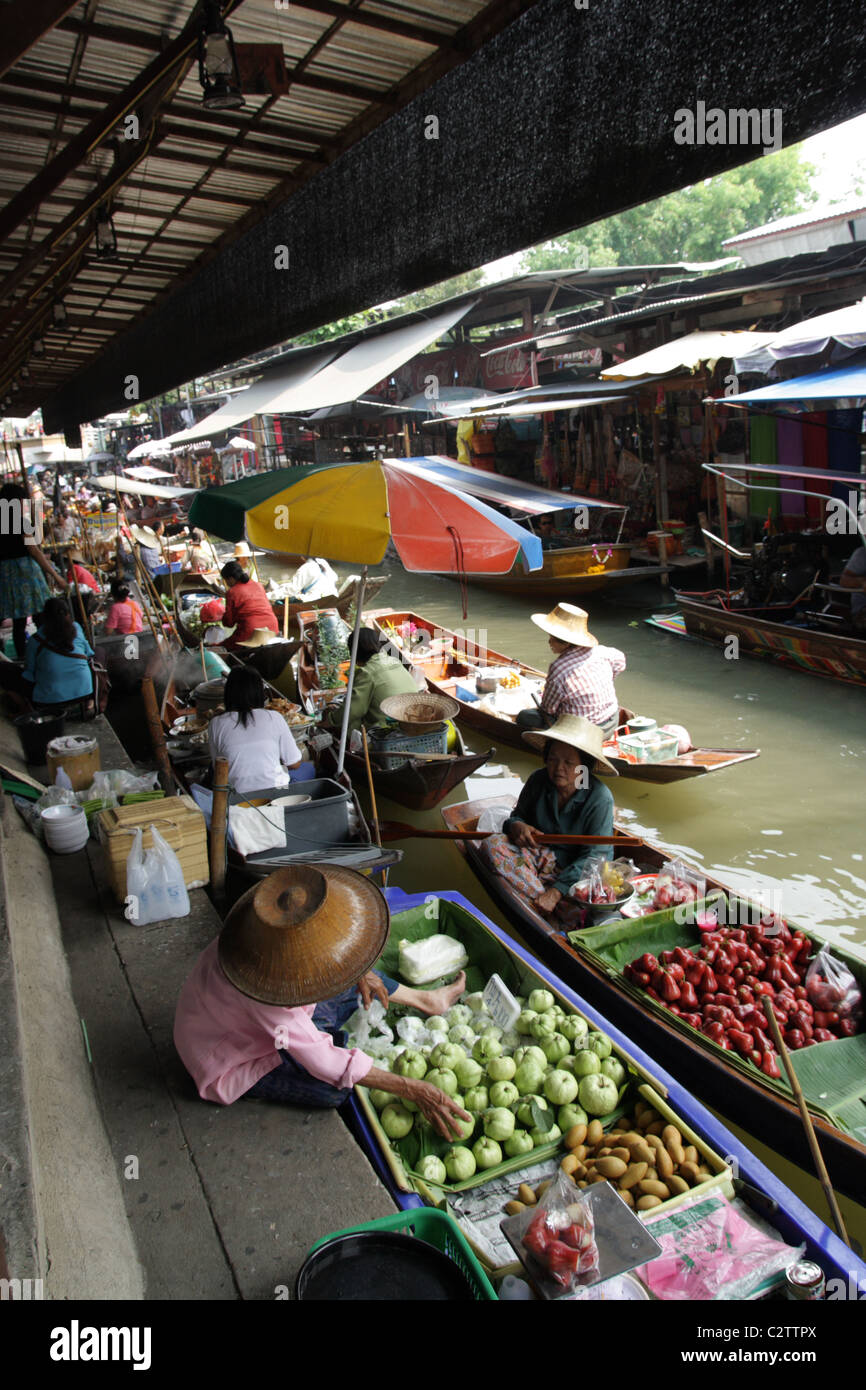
398,934,468,985
124,825,190,925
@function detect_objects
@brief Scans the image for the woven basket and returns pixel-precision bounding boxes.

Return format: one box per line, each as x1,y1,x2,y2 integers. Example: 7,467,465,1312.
379,691,459,734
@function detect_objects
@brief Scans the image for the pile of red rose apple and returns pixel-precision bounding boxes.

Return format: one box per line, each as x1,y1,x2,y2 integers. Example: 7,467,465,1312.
622,918,861,1079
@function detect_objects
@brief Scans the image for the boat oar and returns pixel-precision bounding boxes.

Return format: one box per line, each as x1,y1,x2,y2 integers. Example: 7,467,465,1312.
210,757,229,903
377,820,641,847
760,996,851,1248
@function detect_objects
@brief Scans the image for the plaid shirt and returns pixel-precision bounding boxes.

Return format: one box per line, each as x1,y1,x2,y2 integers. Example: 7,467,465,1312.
541,644,625,726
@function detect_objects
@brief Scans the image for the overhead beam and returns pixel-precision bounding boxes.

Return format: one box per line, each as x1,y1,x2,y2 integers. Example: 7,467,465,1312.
0,0,83,81
0,0,246,247
42,0,866,430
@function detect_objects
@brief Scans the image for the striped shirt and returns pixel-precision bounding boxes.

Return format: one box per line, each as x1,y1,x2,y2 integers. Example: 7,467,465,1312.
541,644,625,726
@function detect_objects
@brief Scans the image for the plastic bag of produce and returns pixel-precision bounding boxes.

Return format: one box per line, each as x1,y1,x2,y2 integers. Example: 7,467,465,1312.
572,860,605,905
633,1192,805,1300
653,858,706,912
515,1170,599,1292
398,934,468,986
806,943,862,1021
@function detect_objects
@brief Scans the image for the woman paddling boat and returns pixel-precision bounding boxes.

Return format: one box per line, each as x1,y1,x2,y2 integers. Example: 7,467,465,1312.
478,714,616,919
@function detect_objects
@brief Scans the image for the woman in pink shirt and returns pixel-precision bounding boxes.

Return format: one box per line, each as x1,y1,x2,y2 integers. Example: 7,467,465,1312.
174,865,470,1138
103,580,144,635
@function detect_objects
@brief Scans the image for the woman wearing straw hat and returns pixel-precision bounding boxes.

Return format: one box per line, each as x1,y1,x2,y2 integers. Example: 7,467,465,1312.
515,603,626,738
220,559,279,649
478,714,615,917
174,864,470,1137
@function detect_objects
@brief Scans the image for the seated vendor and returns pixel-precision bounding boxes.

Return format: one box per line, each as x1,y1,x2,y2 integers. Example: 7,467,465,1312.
208,667,306,794
478,714,615,917
66,548,100,594
103,579,143,635
220,560,279,649
22,597,95,712
338,627,418,734
840,543,866,632
132,520,165,578
515,602,625,738
174,862,470,1138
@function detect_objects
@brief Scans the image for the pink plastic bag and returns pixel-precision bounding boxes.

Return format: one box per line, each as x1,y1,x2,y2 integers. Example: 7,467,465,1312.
806,944,862,1020
633,1192,803,1300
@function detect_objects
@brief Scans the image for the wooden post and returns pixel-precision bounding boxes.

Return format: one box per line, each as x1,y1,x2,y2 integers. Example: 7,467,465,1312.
697,510,716,582
210,757,229,901
651,412,663,528
658,532,670,590
141,675,175,794
717,471,730,590
403,422,412,458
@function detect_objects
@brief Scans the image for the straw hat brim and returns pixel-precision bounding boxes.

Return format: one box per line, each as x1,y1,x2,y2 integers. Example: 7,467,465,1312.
380,692,459,725
236,628,283,649
522,716,618,776
531,612,597,648
218,863,390,1006
131,525,159,548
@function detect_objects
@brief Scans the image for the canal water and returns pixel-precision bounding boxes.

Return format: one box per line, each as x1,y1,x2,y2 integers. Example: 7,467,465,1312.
261,553,866,1244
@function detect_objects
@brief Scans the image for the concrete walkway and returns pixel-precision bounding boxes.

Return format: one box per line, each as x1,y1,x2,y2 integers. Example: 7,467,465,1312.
0,713,395,1300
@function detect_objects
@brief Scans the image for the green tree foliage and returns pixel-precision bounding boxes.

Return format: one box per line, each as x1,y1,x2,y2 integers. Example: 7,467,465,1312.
521,147,818,271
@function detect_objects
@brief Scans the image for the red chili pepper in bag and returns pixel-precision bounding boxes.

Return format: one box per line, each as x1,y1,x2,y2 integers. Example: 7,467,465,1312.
546,1239,582,1287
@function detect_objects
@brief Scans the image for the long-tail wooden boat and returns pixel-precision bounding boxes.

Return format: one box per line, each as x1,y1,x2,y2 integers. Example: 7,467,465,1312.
345,885,866,1296
369,609,760,784
296,639,494,811
270,573,388,633
676,589,866,687
158,661,398,878
466,541,634,597
440,793,866,1206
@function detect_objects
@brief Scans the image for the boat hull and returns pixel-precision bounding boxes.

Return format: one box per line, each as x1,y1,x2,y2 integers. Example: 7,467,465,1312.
468,542,633,596
677,591,866,687
440,795,866,1206
371,610,760,783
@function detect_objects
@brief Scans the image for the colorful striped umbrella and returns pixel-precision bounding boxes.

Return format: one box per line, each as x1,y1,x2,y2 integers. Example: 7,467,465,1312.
191,459,542,575
189,459,543,775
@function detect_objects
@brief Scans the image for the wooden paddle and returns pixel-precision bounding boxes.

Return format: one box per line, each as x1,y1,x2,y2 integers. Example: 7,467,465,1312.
378,819,641,847
761,996,851,1247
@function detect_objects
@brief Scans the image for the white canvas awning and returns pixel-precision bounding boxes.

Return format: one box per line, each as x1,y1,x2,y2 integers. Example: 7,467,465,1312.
94,473,197,499
425,394,623,423
600,330,777,380
159,302,475,447
124,464,177,479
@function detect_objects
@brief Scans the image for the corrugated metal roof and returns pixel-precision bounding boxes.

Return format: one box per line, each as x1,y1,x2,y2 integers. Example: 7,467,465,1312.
0,0,514,414
723,201,866,246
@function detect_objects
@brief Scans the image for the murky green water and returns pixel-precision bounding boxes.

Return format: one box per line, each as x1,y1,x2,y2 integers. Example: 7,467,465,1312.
263,554,866,961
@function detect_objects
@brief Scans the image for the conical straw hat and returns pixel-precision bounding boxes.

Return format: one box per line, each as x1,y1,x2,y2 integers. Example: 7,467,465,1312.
218,863,390,1006
522,713,618,776
530,603,597,648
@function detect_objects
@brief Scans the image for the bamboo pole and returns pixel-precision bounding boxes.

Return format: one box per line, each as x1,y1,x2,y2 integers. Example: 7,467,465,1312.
761,998,850,1247
210,756,229,901
199,638,208,680
361,727,382,846
141,675,175,794
283,592,290,639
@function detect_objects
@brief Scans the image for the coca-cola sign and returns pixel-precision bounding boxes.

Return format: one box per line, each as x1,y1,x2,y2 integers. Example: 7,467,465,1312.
480,338,532,391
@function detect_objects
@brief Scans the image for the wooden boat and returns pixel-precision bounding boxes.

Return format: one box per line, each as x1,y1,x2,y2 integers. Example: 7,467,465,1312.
466,541,634,597
676,589,866,687
270,573,389,633
370,609,760,784
345,884,865,1295
158,662,398,878
296,638,494,811
440,794,866,1206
